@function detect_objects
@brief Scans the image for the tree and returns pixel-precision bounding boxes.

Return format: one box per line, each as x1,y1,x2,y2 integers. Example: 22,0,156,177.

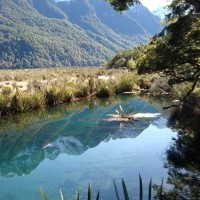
108,0,200,101
107,0,140,11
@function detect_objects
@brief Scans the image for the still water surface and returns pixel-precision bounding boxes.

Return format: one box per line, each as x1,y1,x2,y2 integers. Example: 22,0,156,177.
0,95,176,199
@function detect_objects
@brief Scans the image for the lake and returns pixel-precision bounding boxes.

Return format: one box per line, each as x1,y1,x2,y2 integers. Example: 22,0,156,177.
0,95,178,199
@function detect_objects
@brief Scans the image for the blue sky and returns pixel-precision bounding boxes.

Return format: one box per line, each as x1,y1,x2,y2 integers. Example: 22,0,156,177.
140,0,172,11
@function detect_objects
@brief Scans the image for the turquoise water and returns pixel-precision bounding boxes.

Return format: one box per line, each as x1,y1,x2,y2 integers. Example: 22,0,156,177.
0,96,176,200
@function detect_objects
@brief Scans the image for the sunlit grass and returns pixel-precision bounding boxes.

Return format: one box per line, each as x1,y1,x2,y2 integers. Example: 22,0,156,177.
0,67,142,116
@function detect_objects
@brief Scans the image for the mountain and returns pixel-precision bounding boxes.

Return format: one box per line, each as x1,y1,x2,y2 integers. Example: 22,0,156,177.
153,7,169,19
0,0,162,69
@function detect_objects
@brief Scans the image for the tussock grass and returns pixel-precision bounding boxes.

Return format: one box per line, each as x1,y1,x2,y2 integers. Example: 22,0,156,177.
0,67,142,116
115,73,139,94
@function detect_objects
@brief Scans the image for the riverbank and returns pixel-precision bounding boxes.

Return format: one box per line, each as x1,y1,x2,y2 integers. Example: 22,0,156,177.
0,67,149,116
1,67,199,117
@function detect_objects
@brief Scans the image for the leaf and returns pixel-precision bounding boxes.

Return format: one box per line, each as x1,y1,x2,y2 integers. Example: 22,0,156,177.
76,191,80,200
88,184,91,200
139,174,143,200
60,189,64,200
148,178,152,200
160,178,164,200
113,180,120,200
119,105,123,113
96,191,100,200
40,188,48,200
121,179,129,200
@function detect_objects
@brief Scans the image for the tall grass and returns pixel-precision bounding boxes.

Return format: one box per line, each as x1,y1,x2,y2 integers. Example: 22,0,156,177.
115,74,138,94
45,86,74,105
11,90,46,112
96,80,114,98
0,68,143,116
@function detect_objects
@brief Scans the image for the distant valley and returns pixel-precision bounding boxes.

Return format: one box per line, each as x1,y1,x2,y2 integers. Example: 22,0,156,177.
0,0,162,68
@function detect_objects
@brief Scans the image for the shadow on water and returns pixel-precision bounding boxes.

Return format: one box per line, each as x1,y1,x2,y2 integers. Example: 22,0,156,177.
161,105,200,199
0,94,163,177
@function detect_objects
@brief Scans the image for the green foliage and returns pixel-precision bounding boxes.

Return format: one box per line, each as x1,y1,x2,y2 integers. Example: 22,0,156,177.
107,0,200,102
96,81,113,98
168,0,200,18
0,95,10,115
75,86,90,98
172,83,193,99
127,58,136,71
137,14,200,80
0,0,112,68
45,85,76,105
1,86,12,96
108,0,139,12
0,68,142,116
115,74,137,93
106,46,146,70
113,176,155,200
0,0,160,69
10,90,46,112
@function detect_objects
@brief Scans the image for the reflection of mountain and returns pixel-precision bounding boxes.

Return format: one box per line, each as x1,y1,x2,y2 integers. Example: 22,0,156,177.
0,96,162,177
152,117,167,129
104,119,151,141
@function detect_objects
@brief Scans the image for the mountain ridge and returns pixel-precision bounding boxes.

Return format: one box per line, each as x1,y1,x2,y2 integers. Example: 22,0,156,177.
0,0,162,68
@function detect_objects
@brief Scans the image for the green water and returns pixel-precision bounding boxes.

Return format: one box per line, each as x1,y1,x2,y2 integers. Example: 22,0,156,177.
0,95,176,199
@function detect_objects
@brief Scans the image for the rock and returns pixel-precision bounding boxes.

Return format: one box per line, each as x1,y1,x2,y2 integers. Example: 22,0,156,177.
149,77,171,95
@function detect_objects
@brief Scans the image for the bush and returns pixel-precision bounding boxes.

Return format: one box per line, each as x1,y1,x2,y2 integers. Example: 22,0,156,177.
172,83,193,99
75,86,90,98
127,58,136,71
115,74,136,93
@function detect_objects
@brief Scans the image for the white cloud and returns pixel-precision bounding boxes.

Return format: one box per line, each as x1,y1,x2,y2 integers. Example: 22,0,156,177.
140,0,172,11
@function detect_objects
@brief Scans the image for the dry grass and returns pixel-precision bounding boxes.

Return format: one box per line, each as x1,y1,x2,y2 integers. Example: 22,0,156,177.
0,67,141,116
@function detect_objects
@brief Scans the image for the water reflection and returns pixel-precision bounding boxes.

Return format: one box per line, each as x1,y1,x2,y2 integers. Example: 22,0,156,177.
0,95,162,177
163,105,200,199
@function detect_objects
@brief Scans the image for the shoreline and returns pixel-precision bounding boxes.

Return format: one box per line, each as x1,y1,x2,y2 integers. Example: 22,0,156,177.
0,67,142,117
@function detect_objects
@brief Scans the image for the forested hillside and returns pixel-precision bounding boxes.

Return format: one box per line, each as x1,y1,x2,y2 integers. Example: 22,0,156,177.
107,0,200,105
0,0,161,69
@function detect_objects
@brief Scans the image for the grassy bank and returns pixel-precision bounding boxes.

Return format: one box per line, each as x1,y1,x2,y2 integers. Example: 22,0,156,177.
0,67,145,116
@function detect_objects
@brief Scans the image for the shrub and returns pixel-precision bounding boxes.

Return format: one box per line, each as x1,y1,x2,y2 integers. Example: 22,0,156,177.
75,86,90,98
96,81,113,98
10,90,46,112
11,91,30,112
127,58,136,71
172,83,193,99
45,84,76,104
115,74,136,93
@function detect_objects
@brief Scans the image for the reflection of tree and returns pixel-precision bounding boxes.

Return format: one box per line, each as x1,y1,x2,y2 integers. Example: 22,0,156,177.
163,105,200,199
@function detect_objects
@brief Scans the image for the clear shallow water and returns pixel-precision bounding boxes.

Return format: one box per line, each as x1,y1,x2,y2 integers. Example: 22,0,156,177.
0,95,176,200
